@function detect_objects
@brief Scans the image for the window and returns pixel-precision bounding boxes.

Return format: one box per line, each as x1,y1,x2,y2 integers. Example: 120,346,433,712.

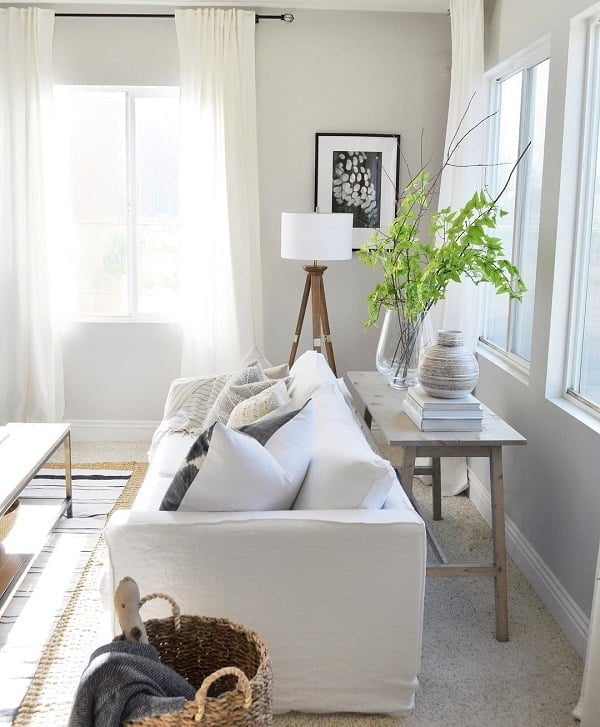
54,86,180,318
480,56,550,365
568,18,600,411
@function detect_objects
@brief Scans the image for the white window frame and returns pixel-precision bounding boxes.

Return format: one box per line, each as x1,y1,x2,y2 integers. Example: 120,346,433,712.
56,84,180,323
478,39,550,374
565,13,600,416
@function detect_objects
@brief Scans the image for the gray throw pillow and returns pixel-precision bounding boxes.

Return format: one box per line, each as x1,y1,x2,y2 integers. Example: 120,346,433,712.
203,362,276,428
159,402,308,511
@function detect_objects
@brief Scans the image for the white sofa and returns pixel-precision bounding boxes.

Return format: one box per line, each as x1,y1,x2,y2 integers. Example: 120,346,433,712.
104,352,426,716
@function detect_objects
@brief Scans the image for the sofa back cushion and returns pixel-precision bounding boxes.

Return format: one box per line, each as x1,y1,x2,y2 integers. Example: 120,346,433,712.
292,383,395,510
288,351,337,407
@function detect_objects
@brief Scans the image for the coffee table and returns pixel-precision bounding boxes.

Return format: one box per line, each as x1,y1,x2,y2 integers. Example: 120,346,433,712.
0,423,72,614
346,371,527,642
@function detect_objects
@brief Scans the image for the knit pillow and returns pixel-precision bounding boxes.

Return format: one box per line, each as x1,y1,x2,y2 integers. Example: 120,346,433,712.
203,362,276,428
263,363,290,380
227,379,291,428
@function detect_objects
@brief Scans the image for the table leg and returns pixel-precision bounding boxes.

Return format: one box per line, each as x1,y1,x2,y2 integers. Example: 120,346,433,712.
364,408,373,429
432,457,442,521
64,432,73,518
400,447,417,498
490,446,508,641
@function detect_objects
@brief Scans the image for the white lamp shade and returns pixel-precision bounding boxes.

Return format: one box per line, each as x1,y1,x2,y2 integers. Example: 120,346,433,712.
281,212,353,261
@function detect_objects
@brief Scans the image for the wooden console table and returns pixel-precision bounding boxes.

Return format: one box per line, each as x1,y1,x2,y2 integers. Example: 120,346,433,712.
0,423,72,615
346,371,526,642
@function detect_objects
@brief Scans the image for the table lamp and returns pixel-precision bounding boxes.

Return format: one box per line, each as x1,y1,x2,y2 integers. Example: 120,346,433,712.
281,212,353,375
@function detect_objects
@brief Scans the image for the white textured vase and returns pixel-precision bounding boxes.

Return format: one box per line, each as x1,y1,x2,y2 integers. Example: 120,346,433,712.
417,330,479,399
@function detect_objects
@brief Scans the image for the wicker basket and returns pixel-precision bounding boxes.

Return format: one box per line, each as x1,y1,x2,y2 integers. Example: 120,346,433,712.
0,500,19,541
124,593,273,726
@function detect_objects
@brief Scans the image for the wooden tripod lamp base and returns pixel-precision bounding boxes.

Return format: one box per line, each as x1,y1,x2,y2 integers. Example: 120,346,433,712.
281,211,354,378
288,265,337,376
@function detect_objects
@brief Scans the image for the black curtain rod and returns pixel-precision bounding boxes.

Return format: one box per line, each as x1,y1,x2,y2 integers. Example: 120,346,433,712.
55,12,294,23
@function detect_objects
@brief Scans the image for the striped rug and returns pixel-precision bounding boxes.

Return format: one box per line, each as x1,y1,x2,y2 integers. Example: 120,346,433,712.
0,462,146,726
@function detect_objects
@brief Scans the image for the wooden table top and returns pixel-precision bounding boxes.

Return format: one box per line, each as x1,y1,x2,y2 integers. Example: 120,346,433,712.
0,423,70,514
346,371,526,448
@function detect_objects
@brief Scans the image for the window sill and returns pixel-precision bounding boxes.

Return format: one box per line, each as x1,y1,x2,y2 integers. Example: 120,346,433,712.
548,392,600,437
71,316,181,325
476,340,530,387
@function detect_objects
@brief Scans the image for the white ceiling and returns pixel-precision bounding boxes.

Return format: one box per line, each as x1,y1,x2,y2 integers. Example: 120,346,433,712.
1,0,449,12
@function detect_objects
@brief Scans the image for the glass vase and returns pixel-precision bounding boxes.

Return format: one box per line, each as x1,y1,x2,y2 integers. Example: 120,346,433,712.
376,308,433,389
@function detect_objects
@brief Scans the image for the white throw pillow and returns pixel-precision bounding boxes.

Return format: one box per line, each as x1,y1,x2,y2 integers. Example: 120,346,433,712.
179,401,314,511
292,384,396,510
227,380,291,428
288,351,337,407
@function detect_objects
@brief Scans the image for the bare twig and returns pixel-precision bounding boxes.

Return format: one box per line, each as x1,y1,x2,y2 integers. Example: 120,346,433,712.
444,92,477,162
490,141,532,205
445,161,512,168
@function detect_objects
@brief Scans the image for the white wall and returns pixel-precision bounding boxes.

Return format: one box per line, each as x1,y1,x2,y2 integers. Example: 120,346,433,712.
53,10,451,432
474,0,600,655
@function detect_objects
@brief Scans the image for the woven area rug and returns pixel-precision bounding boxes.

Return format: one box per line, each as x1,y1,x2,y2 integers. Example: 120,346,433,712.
6,462,147,727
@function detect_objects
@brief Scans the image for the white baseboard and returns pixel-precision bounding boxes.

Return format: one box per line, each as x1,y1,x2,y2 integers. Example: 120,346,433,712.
468,467,589,658
68,419,158,442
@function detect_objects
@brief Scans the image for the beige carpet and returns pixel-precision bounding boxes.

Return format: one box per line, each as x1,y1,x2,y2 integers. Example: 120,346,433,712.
9,442,584,727
273,479,583,727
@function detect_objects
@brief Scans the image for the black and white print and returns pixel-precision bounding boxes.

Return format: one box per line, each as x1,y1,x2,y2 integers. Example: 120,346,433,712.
331,150,382,228
315,133,400,249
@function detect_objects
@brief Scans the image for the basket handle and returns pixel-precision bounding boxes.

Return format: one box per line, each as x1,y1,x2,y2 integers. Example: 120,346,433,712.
194,667,252,722
139,593,181,632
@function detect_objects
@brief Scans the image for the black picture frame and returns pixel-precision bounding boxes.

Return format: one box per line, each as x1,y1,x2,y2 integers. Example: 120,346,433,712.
314,132,400,250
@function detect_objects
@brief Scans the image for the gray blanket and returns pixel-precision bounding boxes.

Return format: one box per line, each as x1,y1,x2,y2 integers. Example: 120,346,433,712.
68,641,197,727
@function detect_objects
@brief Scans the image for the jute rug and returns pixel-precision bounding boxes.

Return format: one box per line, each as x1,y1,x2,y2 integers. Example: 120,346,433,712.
12,462,148,727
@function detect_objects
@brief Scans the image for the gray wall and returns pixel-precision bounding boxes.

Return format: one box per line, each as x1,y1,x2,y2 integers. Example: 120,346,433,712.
475,0,600,654
256,10,451,370
53,11,451,428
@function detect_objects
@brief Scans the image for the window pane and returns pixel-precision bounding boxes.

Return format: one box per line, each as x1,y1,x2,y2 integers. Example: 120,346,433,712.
579,222,600,405
512,59,549,360
485,71,523,349
135,95,180,314
576,28,600,406
56,90,128,316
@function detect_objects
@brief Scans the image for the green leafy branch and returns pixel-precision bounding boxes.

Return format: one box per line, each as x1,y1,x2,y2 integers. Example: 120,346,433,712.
358,118,530,328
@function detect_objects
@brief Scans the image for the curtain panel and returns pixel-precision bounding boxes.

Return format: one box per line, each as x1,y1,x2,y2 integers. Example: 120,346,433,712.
435,0,484,496
0,7,64,423
176,8,263,376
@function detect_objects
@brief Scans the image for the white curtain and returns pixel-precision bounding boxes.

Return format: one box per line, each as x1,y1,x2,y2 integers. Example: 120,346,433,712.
575,541,600,723
0,7,64,423
435,0,484,495
175,8,263,376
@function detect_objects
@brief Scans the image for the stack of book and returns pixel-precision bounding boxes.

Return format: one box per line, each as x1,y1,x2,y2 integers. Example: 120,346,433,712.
403,386,484,432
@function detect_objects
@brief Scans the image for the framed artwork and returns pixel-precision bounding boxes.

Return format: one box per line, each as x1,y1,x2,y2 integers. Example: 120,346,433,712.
314,132,400,249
